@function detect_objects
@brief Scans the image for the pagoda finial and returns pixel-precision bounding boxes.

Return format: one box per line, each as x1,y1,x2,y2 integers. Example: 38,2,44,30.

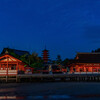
45,45,46,50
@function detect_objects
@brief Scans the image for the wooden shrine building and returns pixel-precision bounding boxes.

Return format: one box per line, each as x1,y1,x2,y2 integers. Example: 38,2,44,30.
70,53,100,74
0,53,33,76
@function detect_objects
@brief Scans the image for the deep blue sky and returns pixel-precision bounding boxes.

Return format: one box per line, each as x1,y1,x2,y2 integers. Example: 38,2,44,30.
0,0,100,60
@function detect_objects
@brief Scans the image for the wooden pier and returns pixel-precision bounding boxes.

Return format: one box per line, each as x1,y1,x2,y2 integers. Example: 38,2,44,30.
0,73,100,82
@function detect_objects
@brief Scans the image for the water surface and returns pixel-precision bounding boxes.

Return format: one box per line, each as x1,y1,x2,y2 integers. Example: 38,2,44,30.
0,82,100,100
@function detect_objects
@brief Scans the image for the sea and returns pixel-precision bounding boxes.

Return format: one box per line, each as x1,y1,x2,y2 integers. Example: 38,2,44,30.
0,82,100,100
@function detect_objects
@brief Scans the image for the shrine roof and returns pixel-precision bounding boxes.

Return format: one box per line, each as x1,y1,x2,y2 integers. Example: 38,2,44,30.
75,53,100,63
1,48,30,56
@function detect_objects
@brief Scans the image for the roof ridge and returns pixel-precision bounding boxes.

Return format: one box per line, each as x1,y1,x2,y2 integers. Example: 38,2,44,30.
4,48,29,53
77,52,100,54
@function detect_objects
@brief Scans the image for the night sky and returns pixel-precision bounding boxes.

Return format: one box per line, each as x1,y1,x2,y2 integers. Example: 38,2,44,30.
0,0,100,60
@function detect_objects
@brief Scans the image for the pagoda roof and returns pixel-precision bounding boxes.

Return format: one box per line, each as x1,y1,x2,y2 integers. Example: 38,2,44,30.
42,49,49,52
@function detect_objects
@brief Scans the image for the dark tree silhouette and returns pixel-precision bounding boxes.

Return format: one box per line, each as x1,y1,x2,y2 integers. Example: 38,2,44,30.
62,58,69,66
56,55,62,64
92,48,100,52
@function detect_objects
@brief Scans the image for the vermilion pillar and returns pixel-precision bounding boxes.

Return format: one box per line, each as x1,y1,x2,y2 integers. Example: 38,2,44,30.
7,56,8,76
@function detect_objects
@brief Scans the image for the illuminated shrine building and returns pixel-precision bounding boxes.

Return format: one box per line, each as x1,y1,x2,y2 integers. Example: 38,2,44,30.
42,49,49,63
0,49,33,75
70,53,100,73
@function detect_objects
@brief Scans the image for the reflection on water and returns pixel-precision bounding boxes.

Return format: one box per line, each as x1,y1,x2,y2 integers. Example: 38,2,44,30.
0,94,100,100
0,95,71,100
0,83,100,100
0,96,24,99
76,94,100,98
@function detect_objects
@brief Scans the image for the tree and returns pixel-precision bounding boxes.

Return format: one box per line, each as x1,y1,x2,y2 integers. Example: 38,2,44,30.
20,54,29,64
28,52,43,68
92,48,100,52
56,55,62,64
62,58,69,66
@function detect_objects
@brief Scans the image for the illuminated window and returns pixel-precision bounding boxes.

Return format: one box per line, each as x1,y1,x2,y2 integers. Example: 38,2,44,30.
80,68,84,72
98,69,100,72
93,68,97,72
11,65,16,70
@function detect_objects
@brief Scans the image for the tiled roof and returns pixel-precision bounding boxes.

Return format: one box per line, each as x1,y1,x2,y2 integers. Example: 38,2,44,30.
75,53,100,63
1,48,30,56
